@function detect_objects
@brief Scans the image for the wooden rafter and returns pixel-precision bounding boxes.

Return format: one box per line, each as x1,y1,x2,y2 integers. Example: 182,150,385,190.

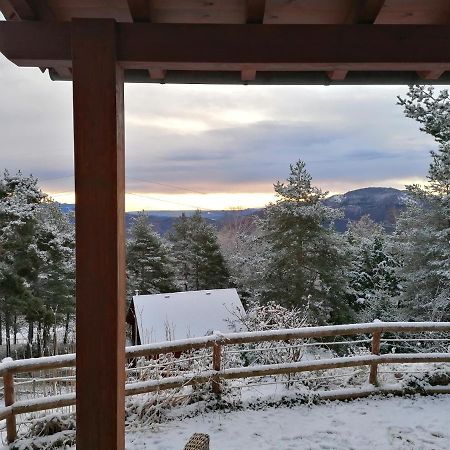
246,0,266,24
1,0,70,79
417,70,445,80
334,0,386,80
241,68,256,81
243,1,266,80
126,0,151,22
148,68,165,80
346,0,386,24
28,0,54,21
327,70,348,81
5,0,35,20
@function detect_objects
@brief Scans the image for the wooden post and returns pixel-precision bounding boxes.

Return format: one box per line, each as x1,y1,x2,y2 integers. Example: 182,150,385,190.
72,19,126,450
3,369,16,443
212,342,222,395
369,331,381,386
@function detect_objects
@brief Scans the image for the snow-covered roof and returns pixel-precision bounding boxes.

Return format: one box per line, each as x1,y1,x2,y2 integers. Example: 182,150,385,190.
132,288,245,344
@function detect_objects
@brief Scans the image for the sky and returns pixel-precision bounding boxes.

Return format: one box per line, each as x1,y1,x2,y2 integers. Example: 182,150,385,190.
0,32,444,211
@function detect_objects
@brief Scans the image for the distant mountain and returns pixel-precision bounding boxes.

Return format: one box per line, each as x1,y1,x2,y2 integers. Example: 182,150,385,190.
57,204,261,235
58,203,75,214
126,208,262,235
57,187,408,235
324,187,408,232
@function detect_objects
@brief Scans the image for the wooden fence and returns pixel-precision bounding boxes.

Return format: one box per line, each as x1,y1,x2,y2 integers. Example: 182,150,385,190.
1,321,450,443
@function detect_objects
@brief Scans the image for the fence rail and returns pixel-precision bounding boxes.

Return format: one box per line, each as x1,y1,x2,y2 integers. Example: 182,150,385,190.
1,321,450,443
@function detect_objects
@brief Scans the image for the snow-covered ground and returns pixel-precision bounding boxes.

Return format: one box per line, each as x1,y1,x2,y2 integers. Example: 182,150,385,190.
126,395,450,450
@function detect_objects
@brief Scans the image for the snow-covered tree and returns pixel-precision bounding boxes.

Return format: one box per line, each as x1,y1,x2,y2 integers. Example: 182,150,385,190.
0,171,45,355
394,86,450,320
32,202,75,353
0,171,75,356
259,160,351,324
397,85,450,144
127,213,176,296
346,216,401,322
218,213,267,304
169,211,230,291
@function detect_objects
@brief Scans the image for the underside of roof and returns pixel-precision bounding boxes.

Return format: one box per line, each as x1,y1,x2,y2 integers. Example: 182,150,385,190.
2,0,450,85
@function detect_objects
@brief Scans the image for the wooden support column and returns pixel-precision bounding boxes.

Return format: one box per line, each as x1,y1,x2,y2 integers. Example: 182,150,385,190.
369,331,381,386
72,18,126,450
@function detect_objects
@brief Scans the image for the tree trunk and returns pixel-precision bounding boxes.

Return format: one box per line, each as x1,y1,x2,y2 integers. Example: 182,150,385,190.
43,325,49,356
53,318,58,356
13,315,17,345
63,313,70,345
37,321,42,357
195,261,199,291
0,313,3,346
5,312,11,358
27,321,34,358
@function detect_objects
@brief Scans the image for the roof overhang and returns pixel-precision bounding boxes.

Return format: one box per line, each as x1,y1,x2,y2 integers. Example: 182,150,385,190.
2,21,450,85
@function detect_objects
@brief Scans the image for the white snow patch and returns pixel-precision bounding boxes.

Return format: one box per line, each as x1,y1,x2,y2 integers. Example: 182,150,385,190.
124,395,450,449
132,289,245,343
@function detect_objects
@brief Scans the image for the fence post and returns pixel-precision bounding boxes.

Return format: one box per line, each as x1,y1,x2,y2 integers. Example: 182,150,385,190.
3,367,17,443
211,342,222,395
369,331,381,386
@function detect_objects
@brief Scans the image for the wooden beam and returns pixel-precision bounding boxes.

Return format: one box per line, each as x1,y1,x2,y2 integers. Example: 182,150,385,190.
417,70,445,80
2,1,70,79
148,68,165,80
0,21,70,66
327,69,348,80
118,24,450,71
246,0,266,24
241,68,256,81
126,0,151,22
50,66,72,80
72,18,125,450
3,23,450,72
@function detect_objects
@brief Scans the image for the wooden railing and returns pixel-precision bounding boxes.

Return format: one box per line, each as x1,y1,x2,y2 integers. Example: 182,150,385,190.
2,321,450,443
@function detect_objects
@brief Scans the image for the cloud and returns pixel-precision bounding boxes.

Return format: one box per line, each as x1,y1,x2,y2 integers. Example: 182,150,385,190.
0,53,445,208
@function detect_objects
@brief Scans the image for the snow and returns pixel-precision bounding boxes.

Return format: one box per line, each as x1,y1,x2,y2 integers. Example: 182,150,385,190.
129,321,450,354
0,353,75,376
124,395,450,449
132,289,245,343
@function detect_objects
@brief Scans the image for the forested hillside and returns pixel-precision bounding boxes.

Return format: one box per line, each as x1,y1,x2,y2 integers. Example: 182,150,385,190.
59,187,406,235
1,85,450,359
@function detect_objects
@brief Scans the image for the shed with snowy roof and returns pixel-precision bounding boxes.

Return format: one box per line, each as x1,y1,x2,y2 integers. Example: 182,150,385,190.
127,288,245,345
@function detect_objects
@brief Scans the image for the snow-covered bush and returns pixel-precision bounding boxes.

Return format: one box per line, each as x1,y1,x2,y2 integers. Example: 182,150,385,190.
225,300,309,368
10,413,76,449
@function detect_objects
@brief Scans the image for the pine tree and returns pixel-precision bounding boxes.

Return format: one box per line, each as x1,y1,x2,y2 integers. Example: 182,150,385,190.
394,86,450,320
32,202,75,354
397,85,450,144
169,211,230,291
169,213,194,291
218,214,268,304
0,171,75,356
346,216,400,322
260,160,350,323
0,171,45,355
127,213,176,296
